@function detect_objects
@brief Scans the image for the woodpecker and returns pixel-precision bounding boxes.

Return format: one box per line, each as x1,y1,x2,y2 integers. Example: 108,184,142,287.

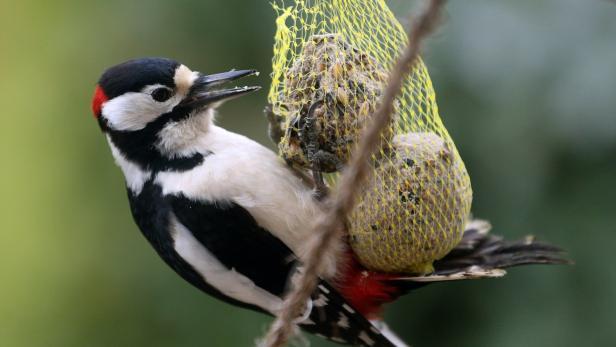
93,57,568,347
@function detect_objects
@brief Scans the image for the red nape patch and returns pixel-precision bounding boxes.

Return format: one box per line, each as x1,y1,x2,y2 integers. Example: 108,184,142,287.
91,85,108,118
335,250,404,320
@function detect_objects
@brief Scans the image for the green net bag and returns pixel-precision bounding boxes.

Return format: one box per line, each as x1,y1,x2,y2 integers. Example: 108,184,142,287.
268,0,472,274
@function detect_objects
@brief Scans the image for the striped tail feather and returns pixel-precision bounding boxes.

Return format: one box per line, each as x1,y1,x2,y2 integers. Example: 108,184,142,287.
294,220,570,346
395,219,571,283
299,281,402,347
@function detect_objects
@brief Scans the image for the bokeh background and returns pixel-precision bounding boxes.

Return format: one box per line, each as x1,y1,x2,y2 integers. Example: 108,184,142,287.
1,0,615,346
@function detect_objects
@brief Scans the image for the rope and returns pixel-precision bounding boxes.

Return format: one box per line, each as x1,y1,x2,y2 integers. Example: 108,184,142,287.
260,1,446,346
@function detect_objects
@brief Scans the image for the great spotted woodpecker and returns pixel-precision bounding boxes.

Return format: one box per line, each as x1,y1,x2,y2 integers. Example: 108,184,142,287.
92,57,568,347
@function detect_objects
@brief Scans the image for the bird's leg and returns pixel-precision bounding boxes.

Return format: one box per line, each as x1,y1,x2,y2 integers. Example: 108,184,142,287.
264,104,319,192
264,103,284,146
312,150,344,172
316,92,345,172
301,100,330,200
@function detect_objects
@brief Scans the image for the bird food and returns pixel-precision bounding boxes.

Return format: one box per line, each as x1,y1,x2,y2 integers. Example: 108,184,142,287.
275,34,392,172
269,0,473,274
349,133,473,274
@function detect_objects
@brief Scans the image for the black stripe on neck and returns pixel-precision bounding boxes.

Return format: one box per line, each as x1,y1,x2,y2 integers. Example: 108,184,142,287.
101,108,209,172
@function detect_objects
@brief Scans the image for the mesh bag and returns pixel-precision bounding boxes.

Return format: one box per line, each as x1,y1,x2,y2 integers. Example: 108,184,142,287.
269,0,472,274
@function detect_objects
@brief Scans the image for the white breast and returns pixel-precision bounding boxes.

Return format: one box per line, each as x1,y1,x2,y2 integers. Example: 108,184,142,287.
155,125,339,277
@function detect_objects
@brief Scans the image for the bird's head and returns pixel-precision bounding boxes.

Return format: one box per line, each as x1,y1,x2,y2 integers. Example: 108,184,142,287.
92,57,259,170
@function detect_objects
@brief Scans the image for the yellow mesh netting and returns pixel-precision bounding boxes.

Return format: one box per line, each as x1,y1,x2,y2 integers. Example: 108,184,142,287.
269,0,472,274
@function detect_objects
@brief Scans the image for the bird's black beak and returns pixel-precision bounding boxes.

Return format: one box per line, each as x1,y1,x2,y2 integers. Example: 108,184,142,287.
180,69,261,110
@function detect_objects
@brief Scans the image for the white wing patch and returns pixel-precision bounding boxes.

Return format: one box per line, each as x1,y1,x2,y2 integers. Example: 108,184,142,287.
170,215,282,314
154,125,339,278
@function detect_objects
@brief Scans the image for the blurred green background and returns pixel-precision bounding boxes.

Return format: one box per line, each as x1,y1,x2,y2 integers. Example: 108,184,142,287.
1,0,614,346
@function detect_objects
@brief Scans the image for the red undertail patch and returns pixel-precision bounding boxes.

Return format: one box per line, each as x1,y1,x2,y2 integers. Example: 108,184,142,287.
336,250,404,320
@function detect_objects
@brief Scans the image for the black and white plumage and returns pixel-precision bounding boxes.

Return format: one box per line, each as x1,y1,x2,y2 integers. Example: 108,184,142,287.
93,58,569,347
93,58,398,346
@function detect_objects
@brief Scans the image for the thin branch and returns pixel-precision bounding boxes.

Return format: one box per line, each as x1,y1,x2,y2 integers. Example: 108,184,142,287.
260,1,447,346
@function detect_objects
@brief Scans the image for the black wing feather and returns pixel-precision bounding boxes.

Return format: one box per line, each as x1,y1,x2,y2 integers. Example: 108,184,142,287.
169,194,397,347
170,195,295,297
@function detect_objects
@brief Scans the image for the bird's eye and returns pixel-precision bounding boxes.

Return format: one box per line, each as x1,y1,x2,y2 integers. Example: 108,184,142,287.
151,88,173,102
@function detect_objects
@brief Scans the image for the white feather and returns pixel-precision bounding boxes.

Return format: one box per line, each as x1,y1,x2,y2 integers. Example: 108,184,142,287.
101,64,197,132
171,215,282,313
107,135,151,195
102,84,181,131
400,266,506,282
155,120,339,277
337,312,350,329
155,109,213,157
369,320,409,347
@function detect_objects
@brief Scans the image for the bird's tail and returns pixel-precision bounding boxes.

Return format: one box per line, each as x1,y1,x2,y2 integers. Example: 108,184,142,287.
336,219,571,316
392,219,571,285
318,219,570,346
299,280,401,347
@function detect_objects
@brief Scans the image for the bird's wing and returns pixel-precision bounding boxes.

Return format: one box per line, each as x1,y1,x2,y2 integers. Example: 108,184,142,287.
169,195,295,306
168,194,398,347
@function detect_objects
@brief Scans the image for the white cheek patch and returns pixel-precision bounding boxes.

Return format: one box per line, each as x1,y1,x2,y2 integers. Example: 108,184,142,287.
102,84,180,131
102,92,161,131
102,65,197,133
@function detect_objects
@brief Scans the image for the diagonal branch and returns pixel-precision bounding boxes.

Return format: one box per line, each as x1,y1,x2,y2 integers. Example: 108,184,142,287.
260,1,447,346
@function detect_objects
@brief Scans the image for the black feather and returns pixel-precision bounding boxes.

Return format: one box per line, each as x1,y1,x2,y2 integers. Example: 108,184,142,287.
129,176,396,346
390,220,571,288
434,223,571,273
301,281,398,347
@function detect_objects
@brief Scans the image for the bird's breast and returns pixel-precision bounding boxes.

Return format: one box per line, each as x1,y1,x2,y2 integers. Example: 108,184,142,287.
153,140,336,274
